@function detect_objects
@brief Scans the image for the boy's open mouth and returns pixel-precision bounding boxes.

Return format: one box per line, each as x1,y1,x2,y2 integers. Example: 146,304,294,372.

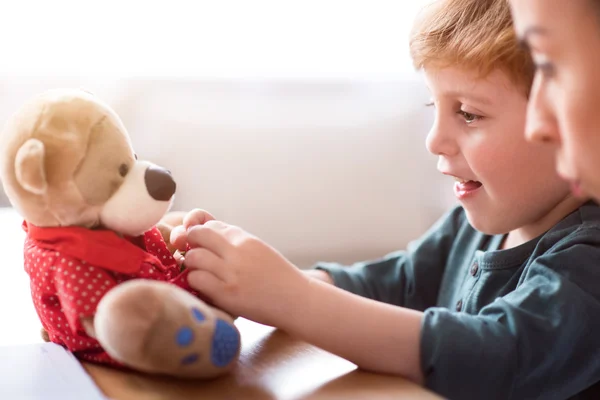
453,177,483,199
454,177,482,191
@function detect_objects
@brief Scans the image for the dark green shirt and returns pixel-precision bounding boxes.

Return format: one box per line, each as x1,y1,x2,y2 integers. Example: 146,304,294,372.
314,201,600,400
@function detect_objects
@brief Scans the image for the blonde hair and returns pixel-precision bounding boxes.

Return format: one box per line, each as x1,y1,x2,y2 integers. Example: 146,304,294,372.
409,0,534,94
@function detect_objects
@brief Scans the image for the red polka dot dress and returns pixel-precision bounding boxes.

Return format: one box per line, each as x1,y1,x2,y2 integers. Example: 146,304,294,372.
22,221,201,367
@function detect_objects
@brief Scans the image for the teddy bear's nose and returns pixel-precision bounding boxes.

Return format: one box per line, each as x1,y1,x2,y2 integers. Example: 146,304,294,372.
144,166,176,201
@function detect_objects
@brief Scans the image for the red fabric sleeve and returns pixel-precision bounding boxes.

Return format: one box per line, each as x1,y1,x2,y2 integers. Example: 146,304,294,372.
54,259,118,334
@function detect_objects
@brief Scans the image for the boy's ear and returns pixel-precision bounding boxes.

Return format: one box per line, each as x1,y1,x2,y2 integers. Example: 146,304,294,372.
15,139,48,195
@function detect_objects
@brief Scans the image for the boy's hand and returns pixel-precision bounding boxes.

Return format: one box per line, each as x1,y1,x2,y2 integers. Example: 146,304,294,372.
183,221,311,328
168,209,217,264
156,211,187,253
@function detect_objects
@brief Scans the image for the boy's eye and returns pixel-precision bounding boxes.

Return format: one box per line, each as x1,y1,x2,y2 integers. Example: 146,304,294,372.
457,110,482,124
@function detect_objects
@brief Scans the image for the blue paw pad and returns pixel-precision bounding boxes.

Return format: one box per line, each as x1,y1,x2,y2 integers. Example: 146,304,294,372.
176,326,194,347
192,307,205,322
181,353,200,365
210,319,240,368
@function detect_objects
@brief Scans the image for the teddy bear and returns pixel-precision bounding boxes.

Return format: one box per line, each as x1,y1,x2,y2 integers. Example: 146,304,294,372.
0,88,241,379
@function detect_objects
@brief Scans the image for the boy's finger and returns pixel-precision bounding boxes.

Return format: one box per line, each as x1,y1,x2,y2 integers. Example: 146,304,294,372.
187,270,226,308
183,209,217,230
203,219,232,232
160,211,187,228
156,222,177,253
187,225,231,258
170,225,188,251
184,248,228,281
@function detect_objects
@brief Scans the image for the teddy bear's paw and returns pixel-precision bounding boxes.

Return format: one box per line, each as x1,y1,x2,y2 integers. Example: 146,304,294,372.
174,307,240,369
95,279,241,379
211,318,241,367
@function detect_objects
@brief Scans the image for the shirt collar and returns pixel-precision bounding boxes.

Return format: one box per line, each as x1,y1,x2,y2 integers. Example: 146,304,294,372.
22,221,162,274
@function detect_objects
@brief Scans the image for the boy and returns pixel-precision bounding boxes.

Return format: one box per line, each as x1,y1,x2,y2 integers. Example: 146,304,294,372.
173,0,600,398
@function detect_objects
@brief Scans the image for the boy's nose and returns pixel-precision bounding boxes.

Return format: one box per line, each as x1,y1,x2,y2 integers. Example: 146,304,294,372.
426,123,459,157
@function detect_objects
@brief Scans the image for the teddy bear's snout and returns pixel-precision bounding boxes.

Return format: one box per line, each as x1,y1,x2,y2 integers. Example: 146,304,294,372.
144,165,176,201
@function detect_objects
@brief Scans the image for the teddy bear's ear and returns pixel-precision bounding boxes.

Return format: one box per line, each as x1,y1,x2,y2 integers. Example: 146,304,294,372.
15,139,48,195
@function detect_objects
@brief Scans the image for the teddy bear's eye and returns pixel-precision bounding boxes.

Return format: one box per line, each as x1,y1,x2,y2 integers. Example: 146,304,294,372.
119,163,129,177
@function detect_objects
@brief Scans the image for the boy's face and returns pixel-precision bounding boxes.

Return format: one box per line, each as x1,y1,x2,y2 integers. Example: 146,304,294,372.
424,67,572,235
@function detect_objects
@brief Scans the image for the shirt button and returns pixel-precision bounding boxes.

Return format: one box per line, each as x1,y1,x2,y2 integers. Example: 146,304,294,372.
456,299,463,312
471,262,479,276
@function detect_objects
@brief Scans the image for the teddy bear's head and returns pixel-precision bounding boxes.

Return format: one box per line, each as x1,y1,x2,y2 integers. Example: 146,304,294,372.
0,88,176,236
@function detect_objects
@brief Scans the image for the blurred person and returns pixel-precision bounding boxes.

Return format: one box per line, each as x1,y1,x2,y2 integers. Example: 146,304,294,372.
509,0,600,203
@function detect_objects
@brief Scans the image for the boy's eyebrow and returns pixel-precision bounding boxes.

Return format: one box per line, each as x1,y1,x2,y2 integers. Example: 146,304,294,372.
444,91,493,106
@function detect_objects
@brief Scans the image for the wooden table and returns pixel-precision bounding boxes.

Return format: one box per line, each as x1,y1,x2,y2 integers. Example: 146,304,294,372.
0,207,441,400
84,318,441,400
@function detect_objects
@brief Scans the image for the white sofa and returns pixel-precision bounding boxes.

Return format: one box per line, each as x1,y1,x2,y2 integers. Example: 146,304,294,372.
0,77,454,268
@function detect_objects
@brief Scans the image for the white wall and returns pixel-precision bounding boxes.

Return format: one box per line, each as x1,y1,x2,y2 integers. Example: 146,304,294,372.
0,0,456,268
0,77,456,268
